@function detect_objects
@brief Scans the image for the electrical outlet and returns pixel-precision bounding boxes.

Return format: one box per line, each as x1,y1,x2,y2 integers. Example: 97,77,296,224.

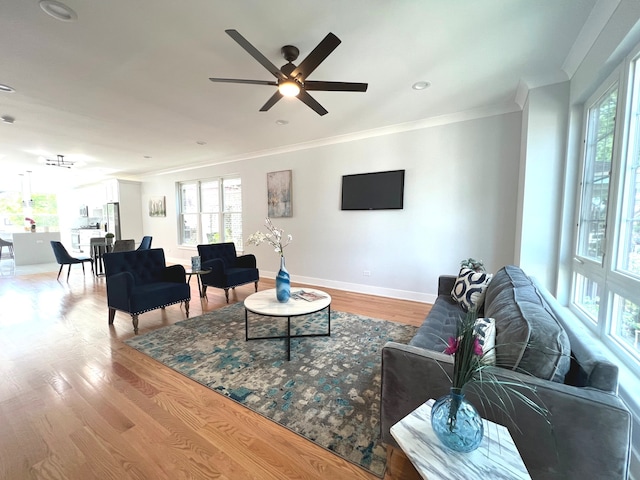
363,270,371,276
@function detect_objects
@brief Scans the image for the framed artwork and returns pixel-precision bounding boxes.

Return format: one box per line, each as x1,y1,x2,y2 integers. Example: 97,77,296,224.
149,196,166,217
267,170,292,218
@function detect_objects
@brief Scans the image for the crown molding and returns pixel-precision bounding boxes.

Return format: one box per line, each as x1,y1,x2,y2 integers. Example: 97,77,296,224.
562,0,620,78
149,102,522,178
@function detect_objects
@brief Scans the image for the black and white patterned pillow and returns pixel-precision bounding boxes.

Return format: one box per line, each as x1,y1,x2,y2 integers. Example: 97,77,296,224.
474,317,496,365
451,268,493,312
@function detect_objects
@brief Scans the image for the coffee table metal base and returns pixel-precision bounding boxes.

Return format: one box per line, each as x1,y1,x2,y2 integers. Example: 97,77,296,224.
244,306,330,360
243,288,332,361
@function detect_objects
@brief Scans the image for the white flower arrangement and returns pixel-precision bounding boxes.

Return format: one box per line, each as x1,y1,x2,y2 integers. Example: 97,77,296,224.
247,218,292,257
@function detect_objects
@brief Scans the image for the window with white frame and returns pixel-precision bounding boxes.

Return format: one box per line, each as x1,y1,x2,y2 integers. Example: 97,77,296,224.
572,51,640,373
178,176,243,249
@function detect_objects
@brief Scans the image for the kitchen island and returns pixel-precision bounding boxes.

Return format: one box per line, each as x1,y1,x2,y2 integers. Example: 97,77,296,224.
12,232,61,266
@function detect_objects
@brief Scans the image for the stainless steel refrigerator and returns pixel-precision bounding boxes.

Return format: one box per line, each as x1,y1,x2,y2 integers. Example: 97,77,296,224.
105,202,121,240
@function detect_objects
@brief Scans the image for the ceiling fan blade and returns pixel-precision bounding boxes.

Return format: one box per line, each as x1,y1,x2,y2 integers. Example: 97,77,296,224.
259,91,283,112
297,90,328,116
209,78,277,86
291,33,341,81
225,29,287,81
304,81,368,92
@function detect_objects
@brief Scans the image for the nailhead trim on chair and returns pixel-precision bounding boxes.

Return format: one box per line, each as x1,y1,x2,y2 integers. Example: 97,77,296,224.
128,299,188,316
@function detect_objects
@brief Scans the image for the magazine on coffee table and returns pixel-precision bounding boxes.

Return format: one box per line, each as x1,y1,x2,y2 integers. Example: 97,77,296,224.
291,290,328,302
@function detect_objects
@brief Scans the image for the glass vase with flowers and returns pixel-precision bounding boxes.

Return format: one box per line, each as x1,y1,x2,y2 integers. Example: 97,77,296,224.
247,218,292,302
431,310,548,453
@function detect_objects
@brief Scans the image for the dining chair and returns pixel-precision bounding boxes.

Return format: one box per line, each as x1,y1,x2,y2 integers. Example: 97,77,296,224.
90,237,108,276
137,236,152,250
0,237,14,259
112,239,135,252
50,241,94,280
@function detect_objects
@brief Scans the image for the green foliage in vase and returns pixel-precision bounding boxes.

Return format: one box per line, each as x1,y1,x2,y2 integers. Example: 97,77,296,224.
460,257,485,272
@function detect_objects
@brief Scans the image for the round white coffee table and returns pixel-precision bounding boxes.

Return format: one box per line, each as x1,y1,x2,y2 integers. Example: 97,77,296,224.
243,288,332,360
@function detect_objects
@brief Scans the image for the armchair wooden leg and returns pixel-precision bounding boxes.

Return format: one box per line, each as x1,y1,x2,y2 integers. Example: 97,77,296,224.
254,281,258,292
108,308,116,325
131,314,139,334
224,288,230,303
185,300,190,317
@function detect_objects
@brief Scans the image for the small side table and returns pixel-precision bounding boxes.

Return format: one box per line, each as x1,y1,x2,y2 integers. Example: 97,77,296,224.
390,399,531,479
186,269,211,298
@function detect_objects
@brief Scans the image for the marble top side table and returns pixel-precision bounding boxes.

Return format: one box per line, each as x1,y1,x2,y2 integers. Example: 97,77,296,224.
390,399,531,480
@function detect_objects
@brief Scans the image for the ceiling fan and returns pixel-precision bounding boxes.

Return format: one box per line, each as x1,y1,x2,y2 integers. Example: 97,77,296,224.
209,29,368,116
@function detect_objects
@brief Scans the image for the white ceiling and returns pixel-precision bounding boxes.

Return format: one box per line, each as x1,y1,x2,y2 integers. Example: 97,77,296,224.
0,0,606,193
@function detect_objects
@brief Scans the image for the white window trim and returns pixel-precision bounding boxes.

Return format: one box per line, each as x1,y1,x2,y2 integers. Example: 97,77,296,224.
571,52,640,378
177,175,242,248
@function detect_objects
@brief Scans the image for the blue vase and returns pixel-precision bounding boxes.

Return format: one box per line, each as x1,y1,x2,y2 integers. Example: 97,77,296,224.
275,256,290,303
430,388,484,453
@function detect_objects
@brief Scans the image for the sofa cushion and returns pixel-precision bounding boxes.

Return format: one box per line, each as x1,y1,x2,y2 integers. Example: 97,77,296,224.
484,266,571,382
451,268,493,312
409,296,462,351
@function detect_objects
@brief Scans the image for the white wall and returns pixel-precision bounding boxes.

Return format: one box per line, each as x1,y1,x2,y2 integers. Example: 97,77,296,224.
139,111,522,302
516,81,570,293
117,180,143,242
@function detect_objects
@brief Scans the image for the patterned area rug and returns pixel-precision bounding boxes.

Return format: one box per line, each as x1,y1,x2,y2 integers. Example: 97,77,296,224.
125,302,417,477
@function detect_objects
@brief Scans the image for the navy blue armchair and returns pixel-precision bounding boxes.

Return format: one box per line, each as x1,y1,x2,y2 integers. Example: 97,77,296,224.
103,248,190,334
197,242,259,302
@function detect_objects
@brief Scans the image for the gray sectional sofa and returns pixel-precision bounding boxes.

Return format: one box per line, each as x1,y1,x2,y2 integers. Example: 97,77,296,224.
381,265,632,479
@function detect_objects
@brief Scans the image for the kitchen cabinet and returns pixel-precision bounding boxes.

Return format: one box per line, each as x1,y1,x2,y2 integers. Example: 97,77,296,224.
66,179,142,247
104,179,119,203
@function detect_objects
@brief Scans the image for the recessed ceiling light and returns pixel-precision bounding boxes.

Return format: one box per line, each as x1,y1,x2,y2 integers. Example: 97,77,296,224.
412,81,431,91
196,140,207,145
1,115,15,124
39,0,77,22
276,120,289,126
0,84,15,93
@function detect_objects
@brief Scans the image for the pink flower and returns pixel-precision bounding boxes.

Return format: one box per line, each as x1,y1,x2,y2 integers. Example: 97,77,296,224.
473,338,483,356
444,337,459,355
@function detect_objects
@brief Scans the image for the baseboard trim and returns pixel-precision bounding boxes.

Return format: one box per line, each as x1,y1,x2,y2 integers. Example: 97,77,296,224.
263,271,437,305
166,258,436,304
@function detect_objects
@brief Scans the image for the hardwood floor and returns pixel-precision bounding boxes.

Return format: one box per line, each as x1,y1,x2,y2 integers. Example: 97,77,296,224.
0,266,430,479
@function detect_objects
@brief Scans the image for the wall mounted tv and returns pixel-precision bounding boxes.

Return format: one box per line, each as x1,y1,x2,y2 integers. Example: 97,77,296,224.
341,169,405,210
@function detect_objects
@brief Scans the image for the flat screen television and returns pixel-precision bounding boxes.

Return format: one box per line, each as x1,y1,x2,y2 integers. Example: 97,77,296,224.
341,169,405,210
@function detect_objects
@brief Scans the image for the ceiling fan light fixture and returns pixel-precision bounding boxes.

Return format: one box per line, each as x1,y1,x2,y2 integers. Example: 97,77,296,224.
278,81,300,97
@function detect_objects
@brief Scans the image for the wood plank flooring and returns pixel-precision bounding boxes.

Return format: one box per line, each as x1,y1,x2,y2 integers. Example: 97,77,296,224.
0,267,430,479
